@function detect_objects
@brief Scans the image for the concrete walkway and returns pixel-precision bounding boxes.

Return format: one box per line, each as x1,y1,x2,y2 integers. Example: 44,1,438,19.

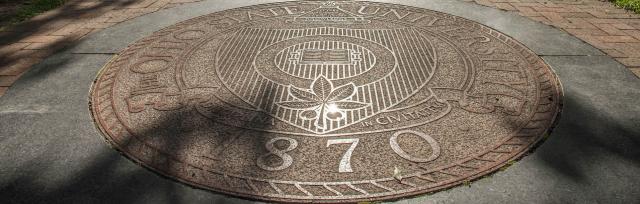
0,0,639,203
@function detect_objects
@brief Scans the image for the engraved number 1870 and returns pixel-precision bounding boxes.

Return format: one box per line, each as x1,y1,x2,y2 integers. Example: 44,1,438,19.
256,130,440,172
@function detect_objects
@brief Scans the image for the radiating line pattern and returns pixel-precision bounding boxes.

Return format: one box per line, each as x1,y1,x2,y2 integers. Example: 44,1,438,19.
89,1,563,202
275,40,375,80
216,26,437,134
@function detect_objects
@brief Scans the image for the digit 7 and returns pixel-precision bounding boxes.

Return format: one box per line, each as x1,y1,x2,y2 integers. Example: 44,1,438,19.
326,138,360,173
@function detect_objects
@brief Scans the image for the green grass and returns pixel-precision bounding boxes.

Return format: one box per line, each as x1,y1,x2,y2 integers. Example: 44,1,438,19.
611,0,640,13
12,0,67,22
0,0,67,29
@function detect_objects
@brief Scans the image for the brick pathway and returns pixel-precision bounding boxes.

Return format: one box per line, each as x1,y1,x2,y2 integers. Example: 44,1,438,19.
0,0,202,97
1,0,639,98
463,0,640,77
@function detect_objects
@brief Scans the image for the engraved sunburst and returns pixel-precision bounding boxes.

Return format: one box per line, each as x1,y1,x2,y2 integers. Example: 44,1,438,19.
278,75,369,130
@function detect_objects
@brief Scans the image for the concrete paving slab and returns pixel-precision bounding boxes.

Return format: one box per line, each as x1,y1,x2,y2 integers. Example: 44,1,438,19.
0,53,105,111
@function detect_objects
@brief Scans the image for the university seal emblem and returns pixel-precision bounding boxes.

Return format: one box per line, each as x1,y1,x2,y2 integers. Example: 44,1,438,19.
90,1,562,203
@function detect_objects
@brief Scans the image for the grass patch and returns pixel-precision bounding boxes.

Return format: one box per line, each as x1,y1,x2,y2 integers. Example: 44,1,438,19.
0,0,67,29
10,0,67,22
611,0,640,13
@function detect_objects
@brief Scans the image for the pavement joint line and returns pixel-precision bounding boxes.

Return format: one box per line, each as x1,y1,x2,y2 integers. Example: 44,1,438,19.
538,54,599,57
71,52,117,55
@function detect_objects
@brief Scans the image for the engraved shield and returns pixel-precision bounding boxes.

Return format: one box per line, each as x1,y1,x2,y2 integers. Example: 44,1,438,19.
215,26,437,134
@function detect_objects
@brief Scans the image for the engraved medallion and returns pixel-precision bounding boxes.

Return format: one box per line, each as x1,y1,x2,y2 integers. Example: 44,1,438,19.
90,1,562,203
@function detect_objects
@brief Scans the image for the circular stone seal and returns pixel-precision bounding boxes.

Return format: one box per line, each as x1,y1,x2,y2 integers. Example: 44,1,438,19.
90,1,562,203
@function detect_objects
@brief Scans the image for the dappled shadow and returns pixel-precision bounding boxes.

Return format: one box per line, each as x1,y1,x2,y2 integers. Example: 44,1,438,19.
0,2,639,200
534,94,640,182
0,149,181,204
0,0,184,94
0,1,22,27
0,85,279,203
1,66,640,204
0,1,288,200
1,0,137,43
3,70,639,204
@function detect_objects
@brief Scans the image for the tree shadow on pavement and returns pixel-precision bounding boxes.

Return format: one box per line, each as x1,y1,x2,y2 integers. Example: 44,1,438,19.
2,88,639,203
535,94,640,181
0,0,181,93
0,81,276,204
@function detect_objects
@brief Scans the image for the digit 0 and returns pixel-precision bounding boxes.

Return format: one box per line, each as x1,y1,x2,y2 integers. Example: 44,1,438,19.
389,130,440,162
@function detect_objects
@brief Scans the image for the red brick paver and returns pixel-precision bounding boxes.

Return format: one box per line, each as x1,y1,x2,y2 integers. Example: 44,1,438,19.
463,0,640,78
0,0,202,98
